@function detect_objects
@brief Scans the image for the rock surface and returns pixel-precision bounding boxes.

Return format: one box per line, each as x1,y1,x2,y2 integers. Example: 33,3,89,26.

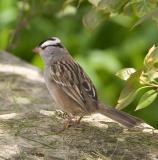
0,51,158,160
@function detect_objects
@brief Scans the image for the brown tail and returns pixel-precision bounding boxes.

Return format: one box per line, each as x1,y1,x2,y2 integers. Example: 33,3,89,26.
98,103,142,127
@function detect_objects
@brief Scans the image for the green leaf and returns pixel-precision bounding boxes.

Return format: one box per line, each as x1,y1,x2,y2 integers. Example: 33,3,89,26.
140,45,158,85
135,89,158,111
57,5,77,17
116,86,150,110
116,70,142,110
88,0,101,7
98,0,128,13
116,87,140,110
144,45,158,67
77,0,85,8
140,69,158,85
116,68,136,80
82,8,105,30
131,7,158,30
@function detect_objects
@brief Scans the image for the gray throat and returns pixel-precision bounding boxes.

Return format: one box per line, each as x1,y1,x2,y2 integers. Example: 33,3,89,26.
40,47,69,66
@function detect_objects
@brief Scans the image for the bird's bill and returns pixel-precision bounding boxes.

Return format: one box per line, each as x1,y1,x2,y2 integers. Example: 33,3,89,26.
32,47,40,53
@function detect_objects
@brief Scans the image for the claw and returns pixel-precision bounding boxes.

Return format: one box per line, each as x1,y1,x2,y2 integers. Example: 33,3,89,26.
57,116,83,133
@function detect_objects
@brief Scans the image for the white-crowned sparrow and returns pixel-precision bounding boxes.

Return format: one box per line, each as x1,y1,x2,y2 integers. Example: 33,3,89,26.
33,37,141,128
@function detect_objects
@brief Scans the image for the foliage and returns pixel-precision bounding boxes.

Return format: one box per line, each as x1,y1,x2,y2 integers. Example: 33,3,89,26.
116,46,158,111
1,0,158,128
84,0,158,30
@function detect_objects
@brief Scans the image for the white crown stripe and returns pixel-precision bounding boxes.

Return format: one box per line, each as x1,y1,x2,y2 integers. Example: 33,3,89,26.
41,37,61,48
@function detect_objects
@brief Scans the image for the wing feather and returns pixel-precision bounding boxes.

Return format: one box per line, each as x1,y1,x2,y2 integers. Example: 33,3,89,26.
49,59,98,111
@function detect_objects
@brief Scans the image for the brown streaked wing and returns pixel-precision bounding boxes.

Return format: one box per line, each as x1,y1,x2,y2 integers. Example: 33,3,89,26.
75,62,98,102
49,59,87,111
49,59,98,111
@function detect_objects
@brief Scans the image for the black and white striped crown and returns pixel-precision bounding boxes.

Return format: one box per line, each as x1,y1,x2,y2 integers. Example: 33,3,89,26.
39,37,63,49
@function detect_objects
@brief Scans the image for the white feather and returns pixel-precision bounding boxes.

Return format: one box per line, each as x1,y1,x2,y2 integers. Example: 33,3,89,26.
41,37,61,48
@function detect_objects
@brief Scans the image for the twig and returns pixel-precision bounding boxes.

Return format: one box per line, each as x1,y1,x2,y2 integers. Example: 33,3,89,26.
6,0,28,51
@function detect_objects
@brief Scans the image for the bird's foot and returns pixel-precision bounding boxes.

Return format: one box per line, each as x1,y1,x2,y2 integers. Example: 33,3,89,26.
57,116,83,133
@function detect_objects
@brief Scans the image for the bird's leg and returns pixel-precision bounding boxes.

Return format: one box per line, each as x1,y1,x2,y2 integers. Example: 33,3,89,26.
63,117,73,129
76,116,83,124
58,116,73,132
72,116,83,128
58,116,83,132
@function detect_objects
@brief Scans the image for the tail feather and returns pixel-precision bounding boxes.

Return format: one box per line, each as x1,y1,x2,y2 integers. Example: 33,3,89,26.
98,104,142,127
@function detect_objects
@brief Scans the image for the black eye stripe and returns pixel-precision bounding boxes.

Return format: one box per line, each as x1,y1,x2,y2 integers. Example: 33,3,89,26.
38,38,57,47
38,39,50,47
53,43,63,48
41,43,63,49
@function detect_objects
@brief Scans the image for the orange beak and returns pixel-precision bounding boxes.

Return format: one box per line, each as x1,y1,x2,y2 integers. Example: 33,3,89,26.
32,47,40,53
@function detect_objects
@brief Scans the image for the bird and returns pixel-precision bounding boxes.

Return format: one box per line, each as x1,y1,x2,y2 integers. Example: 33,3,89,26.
33,37,142,130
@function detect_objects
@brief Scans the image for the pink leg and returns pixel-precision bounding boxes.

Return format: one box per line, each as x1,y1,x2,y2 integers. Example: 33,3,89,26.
58,116,83,132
